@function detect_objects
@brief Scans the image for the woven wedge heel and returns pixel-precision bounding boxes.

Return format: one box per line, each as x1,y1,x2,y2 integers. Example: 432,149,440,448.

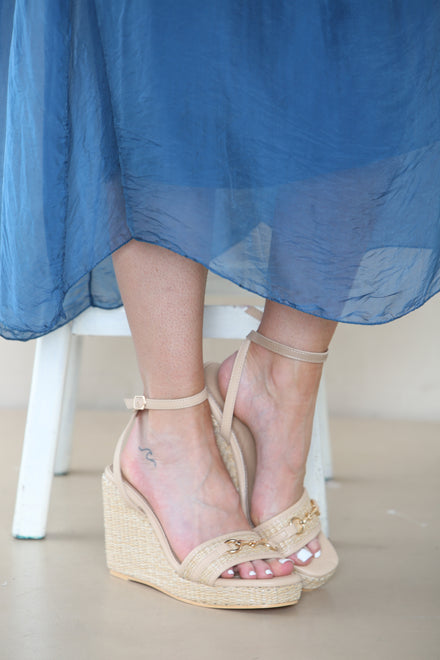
205,327,339,591
102,388,303,609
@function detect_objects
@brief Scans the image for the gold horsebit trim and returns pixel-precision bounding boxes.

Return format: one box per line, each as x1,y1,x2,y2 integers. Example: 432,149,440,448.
290,499,320,534
224,500,320,554
225,538,278,554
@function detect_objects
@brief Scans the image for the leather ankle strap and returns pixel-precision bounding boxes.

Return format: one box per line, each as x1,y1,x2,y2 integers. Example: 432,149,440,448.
247,330,328,363
125,388,208,411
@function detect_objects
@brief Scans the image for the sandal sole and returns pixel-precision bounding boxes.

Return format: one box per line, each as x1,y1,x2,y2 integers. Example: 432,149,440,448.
103,472,302,609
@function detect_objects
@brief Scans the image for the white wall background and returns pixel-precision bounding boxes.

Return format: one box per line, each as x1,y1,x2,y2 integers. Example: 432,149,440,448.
1,281,439,420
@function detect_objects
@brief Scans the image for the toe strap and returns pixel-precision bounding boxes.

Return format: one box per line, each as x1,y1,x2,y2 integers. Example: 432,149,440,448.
178,531,281,585
254,490,321,557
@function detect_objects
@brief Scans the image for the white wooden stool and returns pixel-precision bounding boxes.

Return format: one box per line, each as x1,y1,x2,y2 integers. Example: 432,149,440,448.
12,274,332,539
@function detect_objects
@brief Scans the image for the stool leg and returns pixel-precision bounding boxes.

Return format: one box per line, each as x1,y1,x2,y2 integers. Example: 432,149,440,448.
317,376,333,481
54,334,83,476
304,380,329,537
12,324,72,539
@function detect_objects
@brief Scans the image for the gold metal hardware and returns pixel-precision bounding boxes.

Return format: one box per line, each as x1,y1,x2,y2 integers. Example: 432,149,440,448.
225,538,278,554
290,499,320,534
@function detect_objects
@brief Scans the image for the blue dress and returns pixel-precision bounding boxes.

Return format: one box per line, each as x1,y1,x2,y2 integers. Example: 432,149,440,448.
1,1,440,339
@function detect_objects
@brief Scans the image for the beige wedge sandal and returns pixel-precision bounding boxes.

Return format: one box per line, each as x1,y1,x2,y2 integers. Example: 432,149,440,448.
205,330,338,591
102,388,303,609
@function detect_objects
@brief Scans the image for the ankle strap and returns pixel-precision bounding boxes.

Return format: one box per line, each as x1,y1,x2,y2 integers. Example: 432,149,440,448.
125,388,208,411
247,331,328,364
113,388,208,506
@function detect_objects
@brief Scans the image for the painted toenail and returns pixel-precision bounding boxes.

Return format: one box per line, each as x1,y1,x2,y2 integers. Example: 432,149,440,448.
314,550,321,558
278,558,294,565
227,569,235,575
249,570,257,576
297,548,313,562
265,569,273,575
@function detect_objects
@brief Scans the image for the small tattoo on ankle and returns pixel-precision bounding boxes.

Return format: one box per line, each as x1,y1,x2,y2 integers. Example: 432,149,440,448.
138,446,157,467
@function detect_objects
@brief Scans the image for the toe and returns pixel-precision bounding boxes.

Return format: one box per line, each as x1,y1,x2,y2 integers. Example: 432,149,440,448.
290,546,314,565
236,561,258,579
306,537,321,558
228,557,294,580
268,557,295,577
252,559,274,579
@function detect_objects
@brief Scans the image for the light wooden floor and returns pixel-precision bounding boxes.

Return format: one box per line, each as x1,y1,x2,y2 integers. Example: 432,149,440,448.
1,410,439,660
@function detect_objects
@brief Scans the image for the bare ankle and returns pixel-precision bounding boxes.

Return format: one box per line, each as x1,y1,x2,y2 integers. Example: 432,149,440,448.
244,342,323,401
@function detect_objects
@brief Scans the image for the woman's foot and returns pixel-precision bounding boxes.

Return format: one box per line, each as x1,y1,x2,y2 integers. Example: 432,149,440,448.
218,342,324,566
119,400,294,579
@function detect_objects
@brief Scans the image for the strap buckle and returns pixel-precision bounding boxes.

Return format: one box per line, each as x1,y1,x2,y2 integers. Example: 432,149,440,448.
132,395,147,410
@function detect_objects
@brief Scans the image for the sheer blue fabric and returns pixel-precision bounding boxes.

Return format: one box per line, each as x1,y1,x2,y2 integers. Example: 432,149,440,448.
1,1,440,339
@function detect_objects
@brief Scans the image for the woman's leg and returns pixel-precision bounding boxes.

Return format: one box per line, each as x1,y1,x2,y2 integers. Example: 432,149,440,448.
218,300,337,565
112,241,293,578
